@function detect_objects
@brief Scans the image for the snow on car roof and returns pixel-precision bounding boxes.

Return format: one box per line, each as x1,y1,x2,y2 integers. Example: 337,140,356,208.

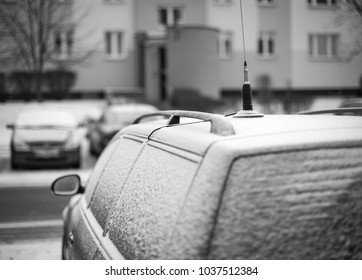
15,110,78,127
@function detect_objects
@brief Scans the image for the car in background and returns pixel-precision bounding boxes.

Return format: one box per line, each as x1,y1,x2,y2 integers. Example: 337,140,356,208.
339,98,362,109
7,110,82,169
52,108,362,260
87,103,158,156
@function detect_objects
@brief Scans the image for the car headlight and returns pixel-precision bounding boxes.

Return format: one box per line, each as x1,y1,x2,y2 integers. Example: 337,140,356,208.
63,133,81,150
13,141,31,151
13,135,31,151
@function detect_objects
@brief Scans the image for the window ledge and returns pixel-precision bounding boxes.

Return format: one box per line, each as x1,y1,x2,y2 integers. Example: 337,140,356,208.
257,3,276,8
308,56,339,62
103,0,125,4
307,4,339,10
219,54,233,60
104,54,128,61
257,55,277,61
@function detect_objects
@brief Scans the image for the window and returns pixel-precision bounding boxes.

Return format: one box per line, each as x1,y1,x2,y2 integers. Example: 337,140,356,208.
89,137,144,229
218,31,233,59
208,147,362,259
54,29,73,59
104,31,127,59
308,33,339,59
307,0,338,7
158,6,185,27
257,0,275,6
257,32,275,58
213,0,233,5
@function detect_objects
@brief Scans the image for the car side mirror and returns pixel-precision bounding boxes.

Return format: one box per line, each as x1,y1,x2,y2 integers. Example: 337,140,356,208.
51,174,84,196
6,124,15,130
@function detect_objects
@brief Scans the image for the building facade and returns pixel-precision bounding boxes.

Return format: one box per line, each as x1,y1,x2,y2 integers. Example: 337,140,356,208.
1,0,361,100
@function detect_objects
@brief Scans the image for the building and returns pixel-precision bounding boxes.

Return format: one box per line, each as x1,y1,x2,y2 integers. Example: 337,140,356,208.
1,0,361,101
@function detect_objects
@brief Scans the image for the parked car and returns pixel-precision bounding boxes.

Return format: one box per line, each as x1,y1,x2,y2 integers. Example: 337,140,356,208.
52,108,362,260
87,103,158,156
339,98,362,109
7,110,82,169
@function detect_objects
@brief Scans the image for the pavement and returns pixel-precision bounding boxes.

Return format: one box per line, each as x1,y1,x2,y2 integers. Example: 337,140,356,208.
0,239,61,260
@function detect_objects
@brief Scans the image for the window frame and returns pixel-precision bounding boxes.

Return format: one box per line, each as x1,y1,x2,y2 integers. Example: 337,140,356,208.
307,0,338,8
257,31,276,59
53,28,74,60
308,33,340,60
218,31,233,59
104,30,128,60
157,5,186,27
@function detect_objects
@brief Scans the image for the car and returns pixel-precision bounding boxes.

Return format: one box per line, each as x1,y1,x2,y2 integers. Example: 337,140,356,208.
87,103,158,156
7,110,82,169
339,98,362,109
51,108,362,260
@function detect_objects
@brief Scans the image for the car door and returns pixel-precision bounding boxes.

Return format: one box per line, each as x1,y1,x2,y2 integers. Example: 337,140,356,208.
94,140,202,259
70,134,147,259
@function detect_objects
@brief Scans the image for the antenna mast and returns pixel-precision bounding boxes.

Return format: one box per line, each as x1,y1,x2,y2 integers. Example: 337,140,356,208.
234,0,263,118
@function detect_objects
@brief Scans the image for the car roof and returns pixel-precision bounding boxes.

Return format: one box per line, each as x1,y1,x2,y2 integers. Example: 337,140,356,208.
106,104,158,114
15,110,77,128
122,114,362,155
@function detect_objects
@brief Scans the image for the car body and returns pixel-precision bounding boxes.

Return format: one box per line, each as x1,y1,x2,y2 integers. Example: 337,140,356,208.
52,109,362,260
87,103,158,156
8,110,82,169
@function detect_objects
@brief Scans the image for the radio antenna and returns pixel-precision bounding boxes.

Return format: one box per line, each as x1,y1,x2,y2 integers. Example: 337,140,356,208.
234,0,263,118
239,0,247,63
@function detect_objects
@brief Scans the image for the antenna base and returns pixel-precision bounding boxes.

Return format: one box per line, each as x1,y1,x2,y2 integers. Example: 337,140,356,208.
233,110,264,118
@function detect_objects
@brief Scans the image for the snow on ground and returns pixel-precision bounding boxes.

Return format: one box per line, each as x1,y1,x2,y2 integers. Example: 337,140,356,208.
0,239,61,260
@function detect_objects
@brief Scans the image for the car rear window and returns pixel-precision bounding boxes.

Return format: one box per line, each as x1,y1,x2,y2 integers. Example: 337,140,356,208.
89,137,144,229
209,146,362,259
106,144,199,259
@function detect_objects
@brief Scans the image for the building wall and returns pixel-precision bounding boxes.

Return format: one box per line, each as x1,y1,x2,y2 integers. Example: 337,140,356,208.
134,0,207,33
167,26,220,99
72,0,136,92
290,0,362,90
253,0,292,90
206,0,258,90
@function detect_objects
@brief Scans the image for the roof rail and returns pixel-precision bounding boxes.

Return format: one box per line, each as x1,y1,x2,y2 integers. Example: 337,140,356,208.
133,110,235,136
298,107,362,116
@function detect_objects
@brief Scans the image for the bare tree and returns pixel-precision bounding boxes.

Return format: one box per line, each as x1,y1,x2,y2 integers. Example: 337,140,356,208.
335,0,362,61
0,0,94,100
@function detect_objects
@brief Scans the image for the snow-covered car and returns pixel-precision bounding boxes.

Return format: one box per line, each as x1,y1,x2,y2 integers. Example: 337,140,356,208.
7,110,82,169
52,108,362,259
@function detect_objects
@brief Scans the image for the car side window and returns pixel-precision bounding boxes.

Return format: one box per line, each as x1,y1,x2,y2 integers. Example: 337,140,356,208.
89,136,145,229
84,141,119,204
208,147,362,260
106,144,200,259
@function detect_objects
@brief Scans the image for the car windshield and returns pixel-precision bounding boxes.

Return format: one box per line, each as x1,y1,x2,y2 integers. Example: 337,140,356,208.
15,111,77,128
